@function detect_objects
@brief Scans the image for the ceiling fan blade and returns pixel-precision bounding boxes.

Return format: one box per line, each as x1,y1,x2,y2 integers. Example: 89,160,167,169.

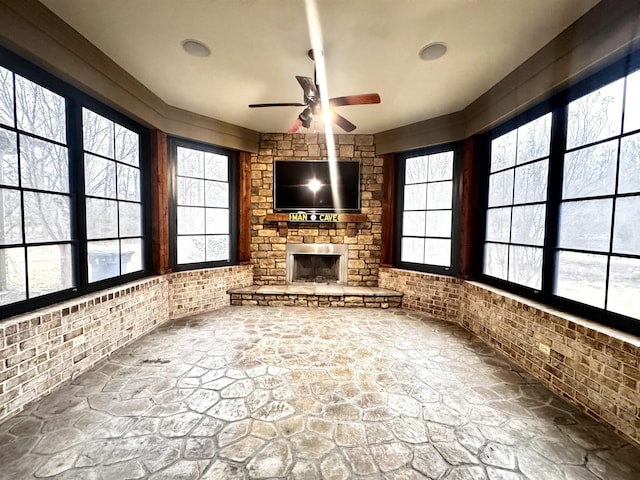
329,93,381,107
287,117,303,134
331,112,357,132
248,102,306,108
296,76,319,100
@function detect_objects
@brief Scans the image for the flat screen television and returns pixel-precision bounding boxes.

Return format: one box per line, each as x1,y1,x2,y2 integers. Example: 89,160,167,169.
273,160,360,212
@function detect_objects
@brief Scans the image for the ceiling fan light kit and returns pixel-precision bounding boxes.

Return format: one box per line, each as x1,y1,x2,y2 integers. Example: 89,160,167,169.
249,49,381,133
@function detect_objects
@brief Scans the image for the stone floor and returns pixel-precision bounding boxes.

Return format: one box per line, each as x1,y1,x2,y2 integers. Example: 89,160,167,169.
1,307,639,480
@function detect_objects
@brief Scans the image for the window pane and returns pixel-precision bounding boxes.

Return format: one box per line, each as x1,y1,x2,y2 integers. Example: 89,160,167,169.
0,128,18,186
85,154,116,198
508,245,542,290
488,170,513,207
424,238,450,267
559,199,612,252
206,235,229,262
177,235,206,264
612,195,640,255
121,238,142,274
401,237,424,263
513,160,548,204
402,211,425,237
562,140,617,199
426,181,452,209
20,135,69,193
27,244,74,297
485,207,511,243
403,184,426,210
205,180,229,208
86,198,118,239
428,152,453,181
204,152,228,181
624,70,640,134
567,78,624,149
83,108,114,158
87,240,120,282
0,247,25,305
178,146,204,178
491,130,516,172
117,164,140,201
405,156,428,184
484,243,508,280
619,133,640,194
16,75,66,143
178,177,204,206
119,202,141,237
178,206,205,235
0,66,14,127
608,256,640,319
115,124,139,166
517,113,551,163
206,208,229,235
24,192,71,242
555,251,607,308
425,210,451,238
511,204,545,246
0,188,22,245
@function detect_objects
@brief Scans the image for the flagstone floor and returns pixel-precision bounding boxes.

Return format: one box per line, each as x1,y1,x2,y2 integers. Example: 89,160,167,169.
1,307,639,479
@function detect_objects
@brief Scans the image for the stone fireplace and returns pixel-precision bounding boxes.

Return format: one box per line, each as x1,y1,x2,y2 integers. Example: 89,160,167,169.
250,133,383,286
286,244,348,284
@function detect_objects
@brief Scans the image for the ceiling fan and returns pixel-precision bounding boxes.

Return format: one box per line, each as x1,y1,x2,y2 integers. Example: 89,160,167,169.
248,50,381,133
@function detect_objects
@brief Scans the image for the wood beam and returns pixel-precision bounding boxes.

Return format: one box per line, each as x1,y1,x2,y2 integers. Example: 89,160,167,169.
238,151,252,264
150,130,170,274
381,153,396,267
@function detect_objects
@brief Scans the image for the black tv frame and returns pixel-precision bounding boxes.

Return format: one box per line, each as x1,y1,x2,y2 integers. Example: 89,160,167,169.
273,160,361,213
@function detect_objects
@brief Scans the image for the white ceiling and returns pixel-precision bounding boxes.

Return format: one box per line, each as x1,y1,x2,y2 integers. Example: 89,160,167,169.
40,0,599,134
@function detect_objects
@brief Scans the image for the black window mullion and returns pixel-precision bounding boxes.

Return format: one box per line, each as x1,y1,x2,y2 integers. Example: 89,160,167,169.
67,97,86,289
541,105,568,299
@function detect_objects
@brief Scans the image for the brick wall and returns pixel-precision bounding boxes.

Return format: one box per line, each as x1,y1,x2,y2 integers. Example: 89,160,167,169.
460,281,640,448
379,267,640,448
0,264,253,424
378,267,461,321
169,265,253,319
0,277,169,423
251,133,383,286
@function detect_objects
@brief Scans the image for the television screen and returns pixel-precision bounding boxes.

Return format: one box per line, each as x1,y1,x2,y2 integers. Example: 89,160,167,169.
273,160,360,212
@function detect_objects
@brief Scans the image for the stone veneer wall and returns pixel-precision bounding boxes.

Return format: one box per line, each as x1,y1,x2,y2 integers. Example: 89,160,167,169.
0,264,252,423
379,267,640,447
250,133,383,286
169,265,253,319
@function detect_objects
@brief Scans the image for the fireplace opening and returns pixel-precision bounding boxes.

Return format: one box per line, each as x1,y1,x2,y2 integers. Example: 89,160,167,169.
292,254,340,284
286,244,348,285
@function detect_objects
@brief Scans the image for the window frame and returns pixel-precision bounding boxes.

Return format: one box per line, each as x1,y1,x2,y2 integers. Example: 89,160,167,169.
394,142,463,276
0,45,151,320
168,136,239,272
479,50,640,336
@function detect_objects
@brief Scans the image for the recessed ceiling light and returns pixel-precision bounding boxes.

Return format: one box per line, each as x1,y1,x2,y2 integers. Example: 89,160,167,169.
181,39,211,58
419,42,447,61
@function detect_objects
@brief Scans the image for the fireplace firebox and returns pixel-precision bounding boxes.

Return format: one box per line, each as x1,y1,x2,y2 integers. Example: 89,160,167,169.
286,244,348,285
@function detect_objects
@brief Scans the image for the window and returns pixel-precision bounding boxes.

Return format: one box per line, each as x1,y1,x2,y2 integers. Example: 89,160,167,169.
83,108,143,282
484,113,551,290
396,146,459,272
482,57,640,333
0,48,148,318
0,68,74,305
169,139,237,269
556,71,640,319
